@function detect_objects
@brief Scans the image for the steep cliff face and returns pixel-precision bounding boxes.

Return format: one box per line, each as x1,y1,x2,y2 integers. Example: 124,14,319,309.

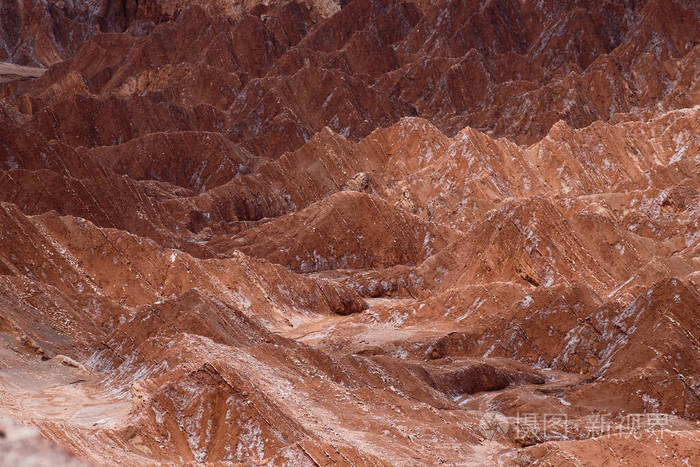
0,0,698,465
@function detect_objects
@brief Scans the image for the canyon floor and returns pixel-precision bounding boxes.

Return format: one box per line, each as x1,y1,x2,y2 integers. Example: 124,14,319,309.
0,0,699,465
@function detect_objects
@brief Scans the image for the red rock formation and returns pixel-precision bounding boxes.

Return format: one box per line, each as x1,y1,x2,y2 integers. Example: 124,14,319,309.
0,0,698,464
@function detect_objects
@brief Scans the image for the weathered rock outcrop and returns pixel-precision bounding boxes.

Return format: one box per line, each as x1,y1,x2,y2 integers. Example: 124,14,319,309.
0,0,698,464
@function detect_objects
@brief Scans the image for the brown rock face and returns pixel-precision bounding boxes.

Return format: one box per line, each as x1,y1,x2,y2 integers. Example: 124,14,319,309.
0,0,699,464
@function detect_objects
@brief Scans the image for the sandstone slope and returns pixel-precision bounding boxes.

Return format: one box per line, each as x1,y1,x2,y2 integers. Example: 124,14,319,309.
0,0,699,465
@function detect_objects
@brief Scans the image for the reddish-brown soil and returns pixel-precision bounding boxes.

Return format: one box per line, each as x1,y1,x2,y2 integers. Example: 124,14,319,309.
0,0,699,465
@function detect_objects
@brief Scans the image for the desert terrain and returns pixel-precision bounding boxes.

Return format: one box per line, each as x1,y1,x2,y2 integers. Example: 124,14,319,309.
0,0,699,465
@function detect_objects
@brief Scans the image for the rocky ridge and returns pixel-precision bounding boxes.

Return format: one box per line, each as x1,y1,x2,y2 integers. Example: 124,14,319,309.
0,0,699,465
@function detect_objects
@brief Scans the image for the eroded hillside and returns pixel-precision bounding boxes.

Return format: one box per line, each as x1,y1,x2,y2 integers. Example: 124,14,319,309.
0,0,699,465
